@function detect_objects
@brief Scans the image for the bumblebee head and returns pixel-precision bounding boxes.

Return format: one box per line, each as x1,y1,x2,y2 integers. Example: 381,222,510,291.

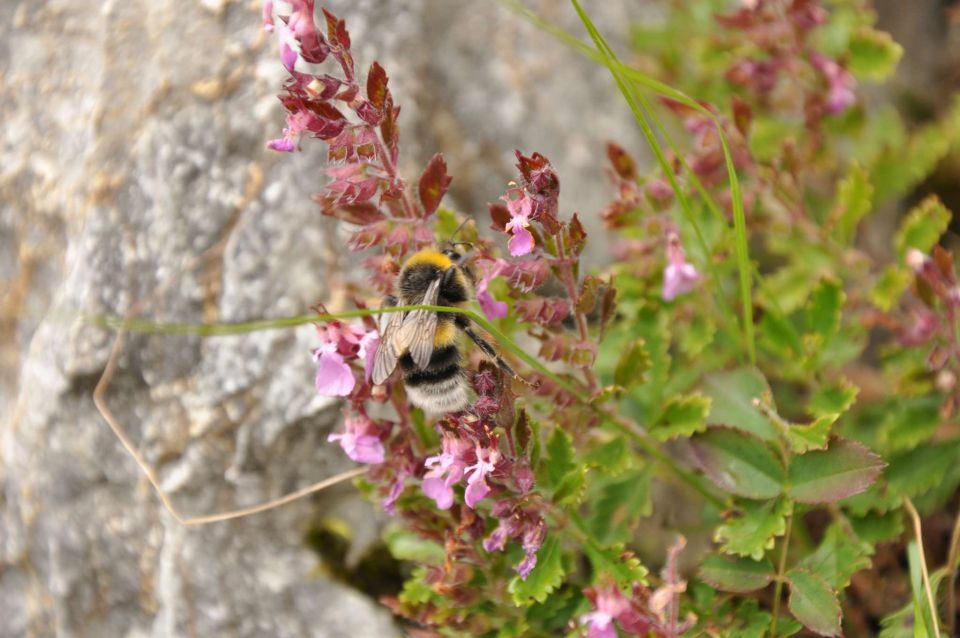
440,241,474,264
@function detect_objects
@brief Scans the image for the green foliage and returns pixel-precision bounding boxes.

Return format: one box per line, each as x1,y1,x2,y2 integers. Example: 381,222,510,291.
509,536,565,606
714,498,790,560
786,569,842,637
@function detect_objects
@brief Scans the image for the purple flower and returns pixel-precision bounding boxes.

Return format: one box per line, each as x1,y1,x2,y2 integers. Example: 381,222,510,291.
268,110,311,153
811,52,856,114
580,586,630,638
262,0,274,31
662,231,700,301
382,473,407,515
422,436,469,510
313,342,356,396
501,188,536,256
482,526,508,553
476,258,509,320
464,445,498,508
358,330,379,383
328,415,384,464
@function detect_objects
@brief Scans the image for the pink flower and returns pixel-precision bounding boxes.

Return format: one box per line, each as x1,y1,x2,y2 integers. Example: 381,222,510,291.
464,445,498,508
580,586,630,638
262,0,274,31
327,415,384,464
422,436,469,510
382,473,407,515
662,231,700,301
358,330,379,383
476,258,509,320
313,342,355,396
268,110,311,153
811,52,856,114
502,189,536,256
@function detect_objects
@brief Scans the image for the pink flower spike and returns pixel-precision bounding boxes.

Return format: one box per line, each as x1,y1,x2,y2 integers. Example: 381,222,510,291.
507,226,535,257
357,330,379,383
476,258,509,320
422,476,455,510
580,587,630,638
464,446,498,509
327,415,385,464
314,343,356,396
421,436,469,509
662,231,700,301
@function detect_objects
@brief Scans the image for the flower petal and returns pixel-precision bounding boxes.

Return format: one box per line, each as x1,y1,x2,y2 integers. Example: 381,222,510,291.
477,290,508,321
422,476,454,510
315,350,356,396
464,475,490,508
507,226,535,256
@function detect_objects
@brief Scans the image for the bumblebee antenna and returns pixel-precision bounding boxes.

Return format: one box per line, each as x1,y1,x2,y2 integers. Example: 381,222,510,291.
448,217,474,243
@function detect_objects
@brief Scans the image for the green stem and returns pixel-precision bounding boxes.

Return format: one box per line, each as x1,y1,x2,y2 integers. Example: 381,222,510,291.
770,505,794,638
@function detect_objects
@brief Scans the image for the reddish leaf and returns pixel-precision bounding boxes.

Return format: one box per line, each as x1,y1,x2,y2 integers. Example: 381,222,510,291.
731,95,752,137
354,99,381,125
418,153,452,217
380,92,400,164
787,438,885,504
315,200,384,226
503,259,549,292
606,142,637,180
577,276,602,315
599,279,618,338
367,62,389,110
488,203,510,232
514,298,570,326
566,214,587,256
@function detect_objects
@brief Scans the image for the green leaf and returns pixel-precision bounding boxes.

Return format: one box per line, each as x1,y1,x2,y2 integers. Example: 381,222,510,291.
788,438,885,504
702,367,778,441
850,511,903,544
787,414,837,453
715,498,789,560
805,278,844,345
895,195,951,261
691,427,785,499
382,525,445,564
399,566,438,606
509,535,564,605
589,468,652,544
884,395,942,453
809,379,859,417
650,392,711,441
886,440,960,499
787,569,842,636
847,26,903,81
907,540,938,638
798,523,873,590
583,436,632,475
542,428,575,488
679,313,716,358
584,542,649,588
871,265,911,312
699,554,775,593
830,163,873,244
614,338,650,389
553,466,588,506
760,309,804,360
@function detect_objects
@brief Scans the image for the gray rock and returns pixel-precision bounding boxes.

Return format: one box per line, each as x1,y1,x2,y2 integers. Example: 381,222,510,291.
0,1,646,636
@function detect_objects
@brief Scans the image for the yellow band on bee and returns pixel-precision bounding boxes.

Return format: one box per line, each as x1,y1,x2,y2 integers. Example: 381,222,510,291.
433,320,458,346
404,250,453,270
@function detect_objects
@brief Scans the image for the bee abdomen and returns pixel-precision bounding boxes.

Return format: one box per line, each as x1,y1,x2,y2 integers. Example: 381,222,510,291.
399,345,470,414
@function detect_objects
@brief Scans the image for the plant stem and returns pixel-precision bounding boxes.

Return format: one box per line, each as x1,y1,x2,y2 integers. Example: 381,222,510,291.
947,504,960,637
555,230,599,390
904,496,942,638
769,506,794,638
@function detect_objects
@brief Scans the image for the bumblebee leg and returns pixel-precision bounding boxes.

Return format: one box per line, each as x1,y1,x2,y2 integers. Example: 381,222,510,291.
461,323,537,388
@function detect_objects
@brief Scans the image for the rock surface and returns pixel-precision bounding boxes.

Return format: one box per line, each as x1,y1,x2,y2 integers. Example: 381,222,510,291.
0,1,646,636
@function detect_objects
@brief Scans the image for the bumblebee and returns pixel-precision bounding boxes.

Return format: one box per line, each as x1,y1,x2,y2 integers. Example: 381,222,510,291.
372,245,520,414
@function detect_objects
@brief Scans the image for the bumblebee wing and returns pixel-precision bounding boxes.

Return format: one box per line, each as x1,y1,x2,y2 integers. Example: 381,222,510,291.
372,307,404,385
397,276,441,370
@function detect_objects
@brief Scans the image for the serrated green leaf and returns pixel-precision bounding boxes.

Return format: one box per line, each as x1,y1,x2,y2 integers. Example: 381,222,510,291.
509,535,564,605
788,438,885,504
787,414,837,453
884,395,941,453
553,466,588,506
798,523,873,590
399,566,437,606
886,440,960,499
691,427,785,499
651,392,711,441
589,468,652,544
871,265,911,311
760,262,821,314
850,511,903,544
809,379,859,417
542,428,575,488
787,569,842,636
715,498,789,560
584,542,649,588
679,313,716,358
699,554,775,593
583,436,632,475
847,26,903,81
614,339,650,390
830,163,873,244
895,195,951,261
702,367,778,441
806,278,844,345
760,309,804,360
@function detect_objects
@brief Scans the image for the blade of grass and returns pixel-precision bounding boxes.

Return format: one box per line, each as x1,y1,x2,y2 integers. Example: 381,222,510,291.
905,497,943,638
534,0,755,363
